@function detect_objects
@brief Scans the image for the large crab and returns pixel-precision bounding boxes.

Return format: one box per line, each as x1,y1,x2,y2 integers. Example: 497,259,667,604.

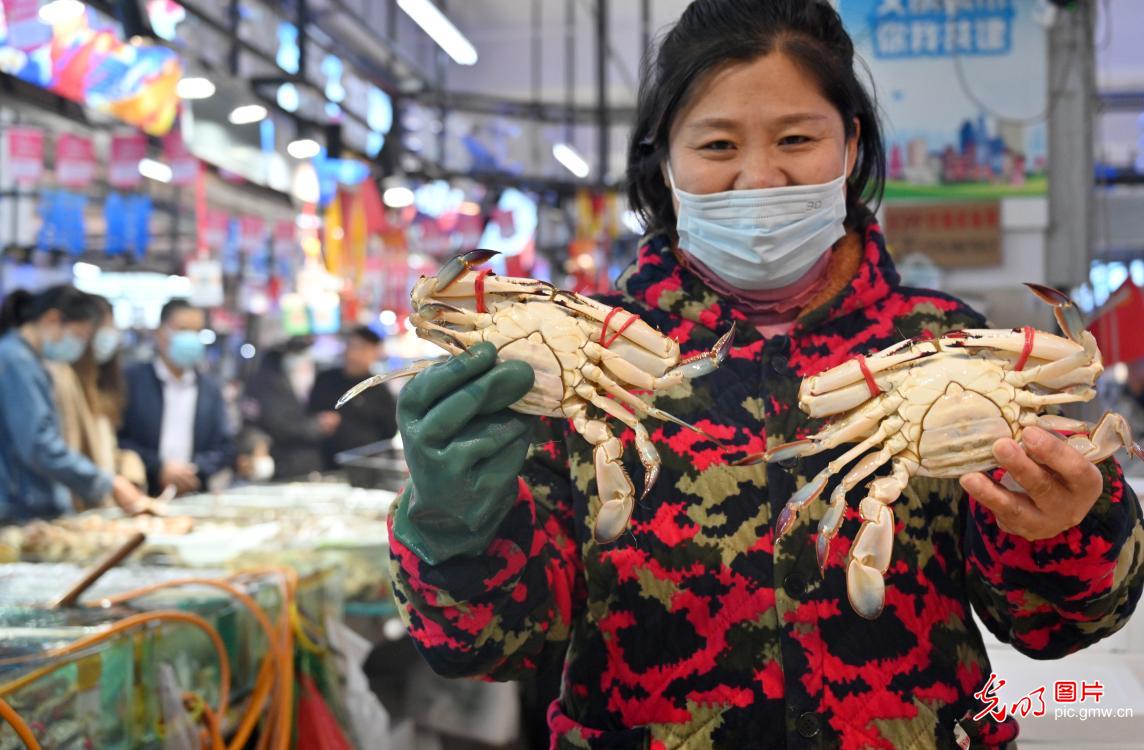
740,283,1143,619
338,249,735,544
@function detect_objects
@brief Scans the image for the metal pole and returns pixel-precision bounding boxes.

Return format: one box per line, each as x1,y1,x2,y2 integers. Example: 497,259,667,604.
531,0,542,172
228,0,240,76
297,0,309,79
435,0,448,163
596,0,608,185
564,0,575,147
1046,1,1096,288
640,0,651,64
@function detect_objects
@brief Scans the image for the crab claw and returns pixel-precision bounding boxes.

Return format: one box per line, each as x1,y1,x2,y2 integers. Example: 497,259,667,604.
775,472,828,538
1025,282,1085,343
670,323,737,379
416,302,468,324
435,249,501,292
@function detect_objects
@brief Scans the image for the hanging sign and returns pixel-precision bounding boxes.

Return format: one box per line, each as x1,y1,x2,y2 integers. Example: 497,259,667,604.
238,215,266,254
884,200,1002,267
163,130,198,186
187,258,225,308
109,133,147,189
4,127,45,184
56,134,96,188
840,0,1047,200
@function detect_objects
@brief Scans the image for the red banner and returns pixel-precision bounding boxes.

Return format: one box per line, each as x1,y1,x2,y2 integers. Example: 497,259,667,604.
109,133,147,189
4,127,44,184
1089,281,1144,367
201,209,230,255
56,133,96,188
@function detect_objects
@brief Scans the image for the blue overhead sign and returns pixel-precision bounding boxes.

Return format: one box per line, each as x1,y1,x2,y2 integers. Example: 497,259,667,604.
868,0,1015,59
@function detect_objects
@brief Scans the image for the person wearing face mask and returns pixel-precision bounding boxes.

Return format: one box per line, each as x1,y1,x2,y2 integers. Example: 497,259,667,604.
0,286,155,522
384,2,1144,748
119,298,236,496
48,295,146,509
243,337,336,480
307,326,397,470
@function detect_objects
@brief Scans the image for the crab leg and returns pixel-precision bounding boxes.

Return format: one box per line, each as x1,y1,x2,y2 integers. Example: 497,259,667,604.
774,417,904,539
736,393,903,466
1023,412,1144,463
816,434,909,573
335,360,443,409
800,370,909,418
568,400,638,543
803,344,936,397
1014,388,1096,409
577,367,670,496
843,457,915,620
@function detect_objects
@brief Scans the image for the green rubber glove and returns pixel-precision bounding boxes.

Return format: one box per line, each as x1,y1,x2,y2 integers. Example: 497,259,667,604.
394,342,537,565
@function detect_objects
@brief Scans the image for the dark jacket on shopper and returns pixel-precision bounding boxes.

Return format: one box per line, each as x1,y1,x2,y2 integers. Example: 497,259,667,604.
118,361,236,495
0,332,113,522
245,353,324,479
388,222,1144,750
308,367,398,469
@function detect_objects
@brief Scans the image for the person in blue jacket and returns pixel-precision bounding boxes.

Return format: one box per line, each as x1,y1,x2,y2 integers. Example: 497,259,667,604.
118,299,236,496
0,286,155,522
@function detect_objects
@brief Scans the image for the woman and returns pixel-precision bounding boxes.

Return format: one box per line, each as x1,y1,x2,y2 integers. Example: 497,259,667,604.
244,337,337,480
386,2,1144,748
49,295,146,509
0,286,153,522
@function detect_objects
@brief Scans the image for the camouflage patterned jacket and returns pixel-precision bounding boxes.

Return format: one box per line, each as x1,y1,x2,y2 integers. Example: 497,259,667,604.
388,222,1144,750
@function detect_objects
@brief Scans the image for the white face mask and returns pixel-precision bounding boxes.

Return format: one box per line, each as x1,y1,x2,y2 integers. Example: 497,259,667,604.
668,148,849,291
251,455,276,481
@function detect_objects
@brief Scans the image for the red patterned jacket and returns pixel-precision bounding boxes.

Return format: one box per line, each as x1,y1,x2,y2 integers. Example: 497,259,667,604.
388,221,1144,749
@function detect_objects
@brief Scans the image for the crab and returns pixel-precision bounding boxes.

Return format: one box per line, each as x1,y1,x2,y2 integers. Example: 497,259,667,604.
337,249,735,544
739,283,1143,619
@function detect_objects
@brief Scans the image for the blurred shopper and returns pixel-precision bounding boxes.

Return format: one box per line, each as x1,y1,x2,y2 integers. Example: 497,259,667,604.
308,326,397,469
245,336,333,479
233,427,275,484
49,295,146,509
0,286,154,522
385,2,1144,748
119,299,235,496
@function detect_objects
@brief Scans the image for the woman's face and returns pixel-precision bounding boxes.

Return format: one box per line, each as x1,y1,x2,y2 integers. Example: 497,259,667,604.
666,52,859,202
40,310,95,347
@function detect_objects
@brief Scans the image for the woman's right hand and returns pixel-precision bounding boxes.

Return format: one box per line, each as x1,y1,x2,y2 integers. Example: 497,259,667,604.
110,475,159,516
393,342,537,565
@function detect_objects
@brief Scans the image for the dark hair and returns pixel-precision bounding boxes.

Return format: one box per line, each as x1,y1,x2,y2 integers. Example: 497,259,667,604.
346,325,382,346
0,285,102,335
160,298,196,325
74,294,126,425
627,0,886,237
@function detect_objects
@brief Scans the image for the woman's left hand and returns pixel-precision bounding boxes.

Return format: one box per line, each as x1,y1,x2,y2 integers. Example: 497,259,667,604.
959,425,1104,541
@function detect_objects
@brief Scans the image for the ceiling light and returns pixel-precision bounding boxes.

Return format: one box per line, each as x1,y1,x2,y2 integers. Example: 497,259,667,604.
176,77,215,100
287,138,321,159
383,187,415,208
228,104,268,125
139,158,173,183
38,0,85,26
397,0,478,66
459,201,481,216
553,143,590,179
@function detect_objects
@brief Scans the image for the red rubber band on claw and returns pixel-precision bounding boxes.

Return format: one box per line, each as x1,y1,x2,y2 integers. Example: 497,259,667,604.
1014,325,1035,372
473,269,492,314
600,307,638,348
856,354,881,397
